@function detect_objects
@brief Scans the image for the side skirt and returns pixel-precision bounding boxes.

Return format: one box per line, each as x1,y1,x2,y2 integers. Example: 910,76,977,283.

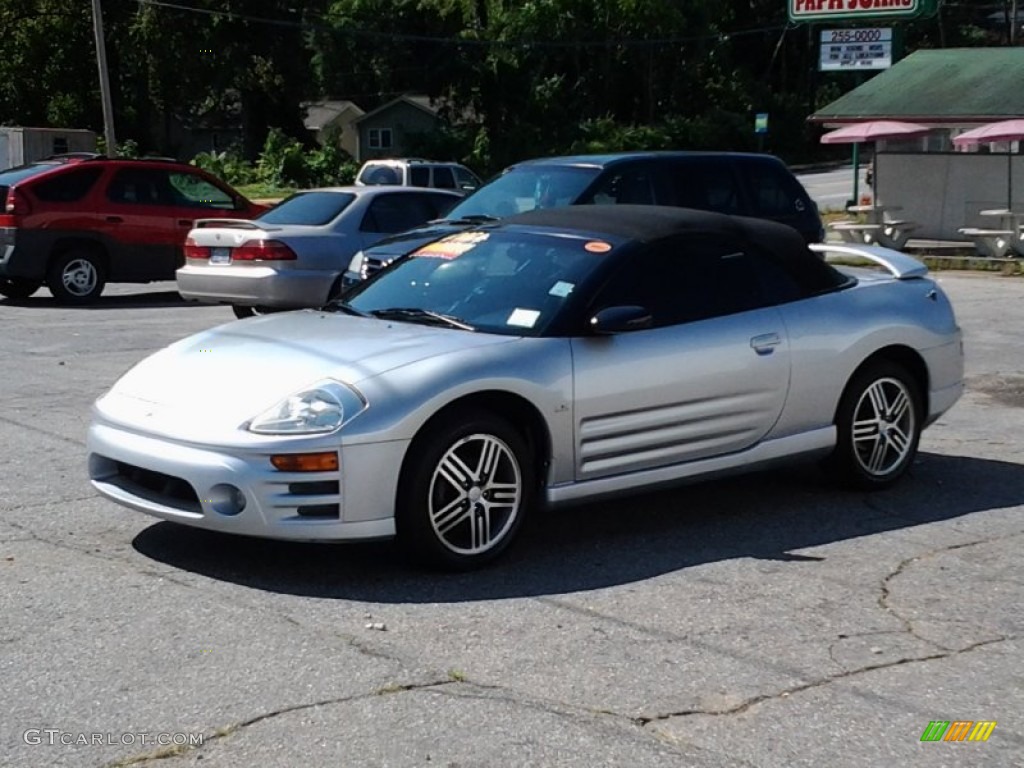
545,427,836,507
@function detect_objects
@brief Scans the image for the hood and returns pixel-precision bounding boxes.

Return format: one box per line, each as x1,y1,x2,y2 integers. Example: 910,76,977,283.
101,310,515,436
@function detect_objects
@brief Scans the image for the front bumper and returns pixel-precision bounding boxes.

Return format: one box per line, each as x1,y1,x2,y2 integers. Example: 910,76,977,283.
176,263,335,309
87,420,405,541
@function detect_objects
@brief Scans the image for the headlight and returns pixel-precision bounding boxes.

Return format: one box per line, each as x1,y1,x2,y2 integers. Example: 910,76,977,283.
347,250,366,278
247,380,367,435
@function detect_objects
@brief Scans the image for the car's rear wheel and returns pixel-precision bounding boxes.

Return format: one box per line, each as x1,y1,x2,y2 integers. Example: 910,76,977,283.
827,361,922,489
0,277,42,300
396,408,533,570
46,250,106,304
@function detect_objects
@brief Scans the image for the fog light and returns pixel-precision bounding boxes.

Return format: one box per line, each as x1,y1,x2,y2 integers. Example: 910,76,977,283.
207,484,246,516
270,452,339,472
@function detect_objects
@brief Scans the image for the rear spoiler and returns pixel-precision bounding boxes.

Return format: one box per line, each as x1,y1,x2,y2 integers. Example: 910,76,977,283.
809,243,929,280
192,218,277,230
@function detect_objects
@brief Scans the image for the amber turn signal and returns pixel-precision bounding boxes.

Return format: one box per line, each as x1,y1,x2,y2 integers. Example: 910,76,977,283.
270,452,339,472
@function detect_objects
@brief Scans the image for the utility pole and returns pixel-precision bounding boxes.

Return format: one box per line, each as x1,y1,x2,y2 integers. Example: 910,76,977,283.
91,0,117,156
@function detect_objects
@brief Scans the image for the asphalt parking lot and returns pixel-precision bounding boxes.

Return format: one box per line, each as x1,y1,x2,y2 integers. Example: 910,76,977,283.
1,274,1022,768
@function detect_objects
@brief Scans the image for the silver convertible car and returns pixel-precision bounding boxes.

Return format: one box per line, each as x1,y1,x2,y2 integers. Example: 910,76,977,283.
88,206,963,570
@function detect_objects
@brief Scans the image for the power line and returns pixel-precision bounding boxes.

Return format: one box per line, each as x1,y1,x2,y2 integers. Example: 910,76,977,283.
134,0,787,49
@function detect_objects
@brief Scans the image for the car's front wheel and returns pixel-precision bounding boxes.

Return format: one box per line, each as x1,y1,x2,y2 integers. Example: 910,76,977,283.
827,361,922,489
396,409,534,570
46,250,106,304
0,277,42,300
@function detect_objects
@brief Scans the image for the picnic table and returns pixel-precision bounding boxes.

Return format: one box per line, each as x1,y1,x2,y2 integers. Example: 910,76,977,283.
829,204,919,250
957,208,1024,259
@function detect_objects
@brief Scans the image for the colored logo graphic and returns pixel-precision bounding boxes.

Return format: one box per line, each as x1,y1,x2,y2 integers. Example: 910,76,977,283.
920,721,997,742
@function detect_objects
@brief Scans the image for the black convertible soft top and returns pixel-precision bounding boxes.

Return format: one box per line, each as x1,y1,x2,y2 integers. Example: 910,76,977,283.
503,203,795,247
500,204,847,292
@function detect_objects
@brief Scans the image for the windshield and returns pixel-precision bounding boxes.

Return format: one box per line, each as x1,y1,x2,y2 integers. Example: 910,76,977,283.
445,165,600,220
343,229,613,336
257,191,355,226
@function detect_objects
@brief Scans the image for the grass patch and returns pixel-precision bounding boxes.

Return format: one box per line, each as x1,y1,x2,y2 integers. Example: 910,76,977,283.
235,182,298,202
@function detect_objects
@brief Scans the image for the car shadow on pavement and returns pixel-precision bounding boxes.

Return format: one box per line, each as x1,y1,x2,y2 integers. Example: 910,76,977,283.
132,451,1024,602
1,291,196,310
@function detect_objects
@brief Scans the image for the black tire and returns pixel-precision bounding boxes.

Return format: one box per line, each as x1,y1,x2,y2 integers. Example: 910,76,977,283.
396,408,534,570
825,361,922,489
0,277,42,300
46,250,106,304
232,304,281,319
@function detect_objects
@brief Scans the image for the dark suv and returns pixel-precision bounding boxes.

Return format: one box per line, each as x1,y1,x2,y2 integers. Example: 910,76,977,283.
343,151,823,286
0,154,266,303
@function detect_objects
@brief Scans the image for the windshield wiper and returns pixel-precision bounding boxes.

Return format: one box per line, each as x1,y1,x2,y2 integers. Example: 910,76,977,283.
321,300,369,317
430,213,500,225
370,307,475,331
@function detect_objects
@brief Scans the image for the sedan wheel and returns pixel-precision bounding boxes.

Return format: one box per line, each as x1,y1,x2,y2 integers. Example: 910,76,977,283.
232,305,279,319
828,362,922,488
47,251,106,304
397,409,533,569
0,277,42,300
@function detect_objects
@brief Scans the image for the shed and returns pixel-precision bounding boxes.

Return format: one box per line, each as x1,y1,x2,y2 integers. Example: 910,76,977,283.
0,127,97,171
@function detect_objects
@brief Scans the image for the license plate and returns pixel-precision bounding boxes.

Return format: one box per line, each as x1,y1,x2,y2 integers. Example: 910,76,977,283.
210,247,231,265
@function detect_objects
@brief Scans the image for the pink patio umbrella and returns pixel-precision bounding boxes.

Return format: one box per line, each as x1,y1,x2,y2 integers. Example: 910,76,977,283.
820,121,932,206
952,119,1024,208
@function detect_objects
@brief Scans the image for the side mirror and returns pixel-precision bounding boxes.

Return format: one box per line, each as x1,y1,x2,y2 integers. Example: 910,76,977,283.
589,306,653,335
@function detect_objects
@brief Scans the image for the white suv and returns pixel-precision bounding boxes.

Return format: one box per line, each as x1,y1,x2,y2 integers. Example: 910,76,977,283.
355,158,481,194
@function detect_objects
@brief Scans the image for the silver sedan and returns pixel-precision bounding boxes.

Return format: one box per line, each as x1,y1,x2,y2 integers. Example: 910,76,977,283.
88,206,963,570
176,185,460,318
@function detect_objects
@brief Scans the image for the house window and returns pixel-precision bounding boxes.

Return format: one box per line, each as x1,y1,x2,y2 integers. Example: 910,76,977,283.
368,128,393,150
52,137,69,155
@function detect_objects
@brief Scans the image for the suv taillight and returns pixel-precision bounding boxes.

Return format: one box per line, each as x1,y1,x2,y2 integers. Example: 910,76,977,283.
232,239,297,261
183,236,209,260
4,188,31,216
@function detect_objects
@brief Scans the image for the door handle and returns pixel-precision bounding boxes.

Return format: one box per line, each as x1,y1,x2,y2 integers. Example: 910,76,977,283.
105,216,123,223
750,333,782,355
177,219,193,227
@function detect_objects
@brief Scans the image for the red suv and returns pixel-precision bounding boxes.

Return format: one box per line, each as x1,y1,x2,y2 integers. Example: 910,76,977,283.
0,155,266,303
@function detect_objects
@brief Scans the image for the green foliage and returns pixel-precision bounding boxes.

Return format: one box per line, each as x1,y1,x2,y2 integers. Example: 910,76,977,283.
192,148,255,185
256,128,308,187
0,0,1010,172
95,137,141,158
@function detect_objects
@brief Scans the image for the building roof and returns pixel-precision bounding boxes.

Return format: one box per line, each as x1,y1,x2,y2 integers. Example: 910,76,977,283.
302,100,364,131
353,94,440,125
810,48,1024,126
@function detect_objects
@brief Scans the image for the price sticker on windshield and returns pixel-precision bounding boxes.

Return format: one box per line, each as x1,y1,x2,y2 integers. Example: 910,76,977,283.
413,231,490,260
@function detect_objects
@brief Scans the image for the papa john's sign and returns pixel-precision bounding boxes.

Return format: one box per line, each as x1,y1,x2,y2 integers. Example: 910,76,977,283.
789,0,936,23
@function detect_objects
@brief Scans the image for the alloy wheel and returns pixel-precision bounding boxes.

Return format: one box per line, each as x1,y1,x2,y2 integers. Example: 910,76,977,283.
851,376,916,478
62,258,99,297
428,433,522,556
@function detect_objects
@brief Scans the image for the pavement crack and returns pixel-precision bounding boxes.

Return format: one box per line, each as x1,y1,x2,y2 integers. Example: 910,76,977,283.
0,494,98,513
101,679,456,766
638,635,1011,725
0,413,87,447
878,531,1024,652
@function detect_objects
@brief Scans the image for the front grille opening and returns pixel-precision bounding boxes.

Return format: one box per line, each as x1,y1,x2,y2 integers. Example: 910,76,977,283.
296,504,339,518
115,461,200,508
288,480,339,496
